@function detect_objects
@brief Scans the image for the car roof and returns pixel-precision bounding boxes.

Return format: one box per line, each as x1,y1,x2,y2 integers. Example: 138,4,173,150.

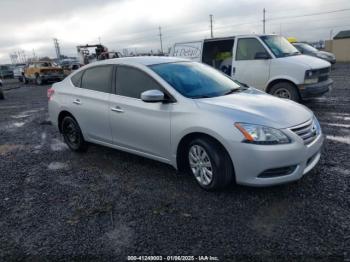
89,56,189,67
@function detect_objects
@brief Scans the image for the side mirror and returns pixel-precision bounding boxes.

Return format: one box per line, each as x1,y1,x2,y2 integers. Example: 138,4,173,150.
254,52,270,60
141,89,165,103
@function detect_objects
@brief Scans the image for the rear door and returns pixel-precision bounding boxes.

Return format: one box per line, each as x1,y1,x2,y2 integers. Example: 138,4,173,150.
232,37,271,89
109,65,172,160
71,65,114,143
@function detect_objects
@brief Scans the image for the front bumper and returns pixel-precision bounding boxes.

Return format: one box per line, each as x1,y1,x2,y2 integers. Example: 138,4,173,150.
298,79,333,99
227,133,324,187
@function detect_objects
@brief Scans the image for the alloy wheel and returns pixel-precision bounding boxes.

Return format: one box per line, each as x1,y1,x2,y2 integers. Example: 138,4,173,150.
188,145,213,186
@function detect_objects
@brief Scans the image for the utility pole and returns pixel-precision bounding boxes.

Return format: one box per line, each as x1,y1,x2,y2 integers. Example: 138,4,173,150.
53,38,61,61
158,26,163,54
210,14,214,38
263,8,266,34
329,29,333,40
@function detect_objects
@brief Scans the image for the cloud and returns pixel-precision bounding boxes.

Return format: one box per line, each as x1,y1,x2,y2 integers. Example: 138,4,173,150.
0,0,349,63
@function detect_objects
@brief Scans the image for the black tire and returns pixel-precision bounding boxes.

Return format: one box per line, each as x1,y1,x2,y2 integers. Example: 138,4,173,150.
186,137,234,191
36,75,43,85
61,116,88,152
0,88,4,100
269,82,300,102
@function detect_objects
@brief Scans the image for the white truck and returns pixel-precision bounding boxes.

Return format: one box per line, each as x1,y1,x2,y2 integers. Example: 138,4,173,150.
171,34,332,102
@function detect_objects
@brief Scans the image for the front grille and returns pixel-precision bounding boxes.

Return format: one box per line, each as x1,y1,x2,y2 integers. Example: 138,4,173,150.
317,67,330,83
319,67,330,74
318,75,328,82
258,165,297,178
290,119,317,145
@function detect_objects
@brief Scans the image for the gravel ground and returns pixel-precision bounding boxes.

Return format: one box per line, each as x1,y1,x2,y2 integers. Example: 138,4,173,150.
0,65,349,262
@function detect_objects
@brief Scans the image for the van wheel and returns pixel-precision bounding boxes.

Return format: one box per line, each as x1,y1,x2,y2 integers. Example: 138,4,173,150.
186,137,234,191
269,82,300,102
61,116,88,152
0,88,4,100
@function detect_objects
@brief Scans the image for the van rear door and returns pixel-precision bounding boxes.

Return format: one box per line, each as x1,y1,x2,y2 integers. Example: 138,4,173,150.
232,36,271,90
171,41,203,62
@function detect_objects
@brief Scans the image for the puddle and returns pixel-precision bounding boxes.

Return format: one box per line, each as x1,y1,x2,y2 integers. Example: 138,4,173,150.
0,144,23,155
12,122,25,128
326,135,350,145
324,123,350,128
11,114,30,119
48,162,69,170
50,138,68,151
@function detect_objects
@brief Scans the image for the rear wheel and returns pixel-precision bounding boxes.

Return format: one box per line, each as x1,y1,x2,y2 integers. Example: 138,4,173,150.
61,116,87,152
0,86,4,100
36,75,44,85
269,82,300,102
186,137,234,190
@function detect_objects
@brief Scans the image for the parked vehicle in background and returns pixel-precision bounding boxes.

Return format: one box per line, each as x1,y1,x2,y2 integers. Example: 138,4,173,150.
24,61,65,85
292,42,336,64
48,57,323,190
0,65,14,79
171,34,332,102
0,79,4,99
61,61,81,76
77,44,122,65
13,64,26,82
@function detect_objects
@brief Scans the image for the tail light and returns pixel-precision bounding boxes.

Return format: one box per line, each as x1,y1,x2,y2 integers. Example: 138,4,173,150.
47,87,55,100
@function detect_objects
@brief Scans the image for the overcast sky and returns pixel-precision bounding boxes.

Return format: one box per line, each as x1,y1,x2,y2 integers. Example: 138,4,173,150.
0,0,349,63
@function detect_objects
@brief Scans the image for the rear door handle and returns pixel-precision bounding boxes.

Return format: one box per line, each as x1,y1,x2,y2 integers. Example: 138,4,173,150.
111,106,124,113
73,99,81,105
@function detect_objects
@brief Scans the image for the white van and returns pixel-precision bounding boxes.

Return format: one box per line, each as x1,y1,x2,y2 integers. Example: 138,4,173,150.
171,34,333,102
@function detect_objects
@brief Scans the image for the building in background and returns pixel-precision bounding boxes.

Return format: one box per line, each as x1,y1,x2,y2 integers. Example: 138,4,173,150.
325,30,350,62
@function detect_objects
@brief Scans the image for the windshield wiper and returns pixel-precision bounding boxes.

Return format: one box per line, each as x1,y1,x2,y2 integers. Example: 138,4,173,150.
223,88,241,96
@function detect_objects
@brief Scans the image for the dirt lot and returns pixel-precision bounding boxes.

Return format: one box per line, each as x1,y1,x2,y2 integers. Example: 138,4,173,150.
0,65,349,261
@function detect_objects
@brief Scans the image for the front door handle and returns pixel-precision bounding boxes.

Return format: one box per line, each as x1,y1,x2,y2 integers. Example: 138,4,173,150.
73,99,81,105
111,106,124,113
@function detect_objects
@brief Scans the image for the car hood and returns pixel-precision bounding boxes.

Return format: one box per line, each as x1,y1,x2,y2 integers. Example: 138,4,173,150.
282,54,331,69
318,51,335,58
195,88,313,129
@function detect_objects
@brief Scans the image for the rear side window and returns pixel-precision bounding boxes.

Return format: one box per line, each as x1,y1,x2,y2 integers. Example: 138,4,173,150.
116,66,161,99
81,66,113,93
71,71,84,87
236,38,268,60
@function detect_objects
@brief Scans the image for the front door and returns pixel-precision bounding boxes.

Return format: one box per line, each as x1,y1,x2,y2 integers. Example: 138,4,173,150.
232,37,271,90
109,65,171,160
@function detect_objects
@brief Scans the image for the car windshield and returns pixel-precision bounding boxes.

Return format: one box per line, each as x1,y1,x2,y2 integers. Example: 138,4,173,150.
37,62,52,67
260,35,300,58
296,43,318,53
149,62,242,99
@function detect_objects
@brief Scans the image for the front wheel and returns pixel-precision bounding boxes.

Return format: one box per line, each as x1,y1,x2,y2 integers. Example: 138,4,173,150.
61,116,88,152
187,137,234,190
0,88,4,100
269,82,300,102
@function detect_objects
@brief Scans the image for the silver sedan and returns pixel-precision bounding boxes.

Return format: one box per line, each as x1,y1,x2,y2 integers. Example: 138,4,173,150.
48,57,323,190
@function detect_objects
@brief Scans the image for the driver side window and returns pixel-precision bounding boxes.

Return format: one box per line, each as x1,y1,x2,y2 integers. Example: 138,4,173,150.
236,38,268,60
116,66,162,99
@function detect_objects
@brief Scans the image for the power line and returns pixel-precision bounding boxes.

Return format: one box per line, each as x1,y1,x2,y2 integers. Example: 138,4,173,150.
268,8,350,21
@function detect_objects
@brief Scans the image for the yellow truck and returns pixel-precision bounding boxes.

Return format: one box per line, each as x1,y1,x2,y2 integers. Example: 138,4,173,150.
24,61,65,85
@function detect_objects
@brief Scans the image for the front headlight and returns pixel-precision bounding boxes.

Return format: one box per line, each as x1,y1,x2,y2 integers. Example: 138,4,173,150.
235,123,291,145
313,115,321,135
305,69,318,84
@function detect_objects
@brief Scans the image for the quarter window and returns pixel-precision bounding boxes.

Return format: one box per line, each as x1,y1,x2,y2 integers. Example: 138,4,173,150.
116,66,162,99
71,70,84,87
81,66,113,93
236,38,268,60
